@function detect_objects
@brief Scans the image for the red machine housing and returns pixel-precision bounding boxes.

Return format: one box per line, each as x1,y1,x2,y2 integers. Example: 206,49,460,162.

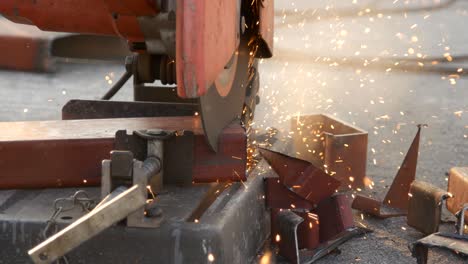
0,0,274,98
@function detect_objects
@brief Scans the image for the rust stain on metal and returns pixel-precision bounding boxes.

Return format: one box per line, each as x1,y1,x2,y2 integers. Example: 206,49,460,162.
352,125,423,218
291,114,368,190
259,148,341,205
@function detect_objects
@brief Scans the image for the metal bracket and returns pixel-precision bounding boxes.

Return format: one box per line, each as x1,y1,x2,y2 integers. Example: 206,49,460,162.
352,125,424,218
274,203,370,264
259,148,341,205
407,180,450,235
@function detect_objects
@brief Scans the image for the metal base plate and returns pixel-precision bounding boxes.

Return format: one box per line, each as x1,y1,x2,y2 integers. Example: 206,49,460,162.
0,162,271,264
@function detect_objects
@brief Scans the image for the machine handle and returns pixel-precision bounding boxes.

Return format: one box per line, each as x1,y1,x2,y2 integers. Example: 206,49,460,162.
28,184,146,264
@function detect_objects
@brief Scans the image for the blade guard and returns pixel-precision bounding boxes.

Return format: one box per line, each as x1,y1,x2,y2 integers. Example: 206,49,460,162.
176,0,239,98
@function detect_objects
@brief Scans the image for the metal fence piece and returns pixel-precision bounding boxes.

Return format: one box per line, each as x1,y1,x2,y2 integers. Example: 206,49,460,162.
407,181,449,235
352,125,423,218
259,148,341,205
291,114,368,190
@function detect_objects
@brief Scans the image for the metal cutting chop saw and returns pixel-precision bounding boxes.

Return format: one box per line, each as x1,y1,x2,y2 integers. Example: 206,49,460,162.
0,1,274,263
0,0,274,151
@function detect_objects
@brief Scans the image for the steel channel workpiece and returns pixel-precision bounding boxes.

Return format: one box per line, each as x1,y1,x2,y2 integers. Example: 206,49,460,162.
291,114,368,190
0,116,247,189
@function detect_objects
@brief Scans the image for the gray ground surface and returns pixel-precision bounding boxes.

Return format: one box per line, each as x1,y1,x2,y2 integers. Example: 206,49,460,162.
0,0,467,263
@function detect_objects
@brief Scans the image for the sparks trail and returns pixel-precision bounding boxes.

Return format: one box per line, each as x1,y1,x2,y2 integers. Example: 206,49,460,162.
275,0,458,27
274,49,468,77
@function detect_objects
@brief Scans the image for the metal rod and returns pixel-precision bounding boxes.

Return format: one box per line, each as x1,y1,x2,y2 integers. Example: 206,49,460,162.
457,204,468,235
101,70,133,100
28,185,145,264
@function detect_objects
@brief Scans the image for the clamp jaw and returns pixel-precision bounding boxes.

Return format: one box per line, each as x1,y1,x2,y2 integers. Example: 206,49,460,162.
28,129,184,263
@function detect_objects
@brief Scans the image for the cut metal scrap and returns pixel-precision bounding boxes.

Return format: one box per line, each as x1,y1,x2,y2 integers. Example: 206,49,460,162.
316,194,355,242
259,148,341,205
407,180,450,235
291,114,368,190
274,209,320,264
352,125,424,218
264,177,314,210
447,167,468,224
410,205,468,264
274,195,371,264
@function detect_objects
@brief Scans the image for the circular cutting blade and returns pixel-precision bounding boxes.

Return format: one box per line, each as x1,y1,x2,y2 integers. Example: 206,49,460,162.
199,38,251,152
214,53,239,97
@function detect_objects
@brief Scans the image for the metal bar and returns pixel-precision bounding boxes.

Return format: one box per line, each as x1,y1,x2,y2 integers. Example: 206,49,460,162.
457,205,468,235
28,185,146,264
0,117,246,189
63,99,197,120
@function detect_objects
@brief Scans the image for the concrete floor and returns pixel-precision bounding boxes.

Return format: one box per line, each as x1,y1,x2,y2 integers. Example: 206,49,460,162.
0,0,467,263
